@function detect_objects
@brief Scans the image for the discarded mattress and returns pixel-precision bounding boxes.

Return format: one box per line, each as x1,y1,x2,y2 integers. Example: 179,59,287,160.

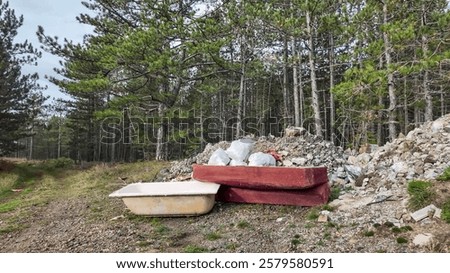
192,164,328,190
215,181,330,206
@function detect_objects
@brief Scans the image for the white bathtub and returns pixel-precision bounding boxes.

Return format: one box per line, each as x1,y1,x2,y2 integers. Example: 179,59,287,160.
109,181,220,217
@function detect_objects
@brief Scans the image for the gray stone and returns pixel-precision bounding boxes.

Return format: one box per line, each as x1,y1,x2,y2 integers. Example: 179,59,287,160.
347,155,357,165
356,153,372,165
317,214,328,223
434,208,442,219
391,161,408,174
424,170,437,180
431,120,444,132
413,233,433,247
283,160,293,167
291,157,307,166
410,204,439,222
345,165,362,179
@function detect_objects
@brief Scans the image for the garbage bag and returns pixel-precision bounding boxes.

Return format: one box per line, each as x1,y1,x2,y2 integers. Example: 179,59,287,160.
225,139,255,162
208,148,230,166
248,152,276,166
229,159,247,166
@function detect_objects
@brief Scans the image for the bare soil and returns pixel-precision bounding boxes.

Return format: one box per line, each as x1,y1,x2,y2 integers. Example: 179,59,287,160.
1,185,449,253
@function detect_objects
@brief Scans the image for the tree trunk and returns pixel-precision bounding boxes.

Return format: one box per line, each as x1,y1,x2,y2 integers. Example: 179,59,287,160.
236,35,246,139
299,48,304,127
383,1,397,141
329,34,336,144
440,62,445,116
377,95,384,146
306,7,323,138
403,77,409,134
292,38,300,127
155,103,167,161
283,35,289,121
28,132,33,160
57,119,61,159
422,4,433,121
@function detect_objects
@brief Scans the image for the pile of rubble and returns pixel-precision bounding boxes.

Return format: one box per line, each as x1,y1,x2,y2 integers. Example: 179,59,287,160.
350,114,450,187
329,114,450,231
160,127,350,182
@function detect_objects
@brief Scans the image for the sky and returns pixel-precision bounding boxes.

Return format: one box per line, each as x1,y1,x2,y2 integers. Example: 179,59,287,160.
8,0,94,101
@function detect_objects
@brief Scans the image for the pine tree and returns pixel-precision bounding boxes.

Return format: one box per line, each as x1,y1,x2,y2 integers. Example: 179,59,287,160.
0,0,45,156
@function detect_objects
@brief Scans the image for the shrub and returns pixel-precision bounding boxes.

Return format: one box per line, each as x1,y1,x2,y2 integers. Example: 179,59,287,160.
437,167,450,181
407,180,434,210
442,199,450,224
43,157,74,169
328,186,341,202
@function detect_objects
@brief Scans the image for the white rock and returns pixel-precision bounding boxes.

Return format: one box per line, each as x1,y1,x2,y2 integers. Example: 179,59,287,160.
208,148,230,166
391,161,408,174
229,159,247,166
283,160,293,167
317,214,328,222
434,208,442,219
347,155,357,165
413,233,433,247
356,153,372,166
345,165,362,178
292,157,307,166
410,204,439,222
225,139,254,162
431,120,445,132
424,169,437,180
248,152,276,166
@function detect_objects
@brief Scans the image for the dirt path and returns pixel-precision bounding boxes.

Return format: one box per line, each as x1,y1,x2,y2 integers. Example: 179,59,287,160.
1,194,448,253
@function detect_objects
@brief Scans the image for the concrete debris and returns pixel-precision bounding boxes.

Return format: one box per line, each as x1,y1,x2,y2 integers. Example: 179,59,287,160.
413,233,434,247
410,204,440,222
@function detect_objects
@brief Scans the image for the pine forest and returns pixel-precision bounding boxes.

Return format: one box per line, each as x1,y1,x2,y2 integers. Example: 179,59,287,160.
2,0,450,162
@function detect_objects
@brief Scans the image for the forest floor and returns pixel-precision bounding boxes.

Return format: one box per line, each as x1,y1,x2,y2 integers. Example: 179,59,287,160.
0,158,449,253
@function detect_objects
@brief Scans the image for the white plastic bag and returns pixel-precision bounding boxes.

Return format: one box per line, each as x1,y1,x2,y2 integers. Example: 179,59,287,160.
208,148,230,166
248,152,276,166
225,139,255,162
229,159,247,166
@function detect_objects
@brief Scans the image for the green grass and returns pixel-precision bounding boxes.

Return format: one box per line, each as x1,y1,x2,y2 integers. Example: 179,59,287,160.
0,199,22,213
396,237,408,244
225,243,238,251
363,230,375,237
306,209,320,220
441,199,450,224
237,220,250,229
321,204,335,212
205,232,222,241
0,159,170,235
437,167,450,181
407,180,435,210
0,223,28,234
183,245,208,253
391,225,413,233
328,186,341,202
